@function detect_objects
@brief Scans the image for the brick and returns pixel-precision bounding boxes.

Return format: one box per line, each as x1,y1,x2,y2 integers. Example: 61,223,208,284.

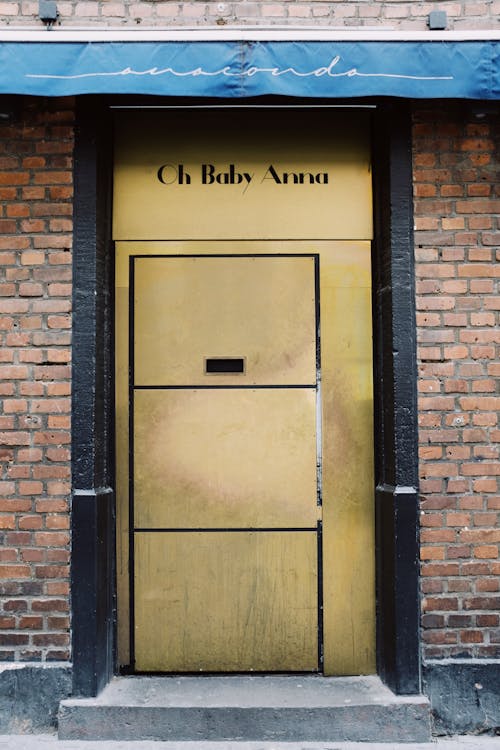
462,428,487,443
423,597,459,611
45,515,70,530
476,579,499,592
0,634,29,646
460,397,500,411
34,532,69,547
18,516,43,530
31,599,68,613
443,380,467,393
456,200,500,214
3,600,28,613
473,446,499,460
19,616,43,629
448,579,472,593
458,264,500,278
446,479,470,493
459,529,500,543
471,380,496,393
417,296,455,310
420,463,458,478
464,597,500,611
460,497,485,511
421,546,446,560
461,464,500,477
0,565,30,578
470,279,494,293
34,432,71,446
443,345,468,359
423,631,458,645
460,630,483,643
0,432,30,446
443,313,467,326
422,579,444,594
469,248,492,261
448,545,472,559
474,546,499,559
477,615,499,626
34,565,69,579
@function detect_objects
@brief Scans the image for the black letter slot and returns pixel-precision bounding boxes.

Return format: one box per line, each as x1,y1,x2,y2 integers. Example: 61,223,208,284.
205,357,245,374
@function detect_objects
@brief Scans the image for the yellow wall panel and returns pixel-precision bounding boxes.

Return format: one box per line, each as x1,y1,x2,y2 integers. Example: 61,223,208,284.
320,244,375,675
113,110,372,241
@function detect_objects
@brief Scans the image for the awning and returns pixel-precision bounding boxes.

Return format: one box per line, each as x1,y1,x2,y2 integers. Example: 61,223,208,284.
1,30,499,100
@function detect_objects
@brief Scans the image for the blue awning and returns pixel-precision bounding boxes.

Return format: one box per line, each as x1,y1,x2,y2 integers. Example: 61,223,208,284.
0,39,499,99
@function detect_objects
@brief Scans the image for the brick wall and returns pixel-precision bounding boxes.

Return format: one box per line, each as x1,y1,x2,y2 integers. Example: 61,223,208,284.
0,0,498,29
414,104,500,659
0,98,74,662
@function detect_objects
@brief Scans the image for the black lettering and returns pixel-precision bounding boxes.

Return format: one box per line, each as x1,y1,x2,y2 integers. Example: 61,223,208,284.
157,163,181,185
178,164,191,185
262,164,282,184
202,164,215,184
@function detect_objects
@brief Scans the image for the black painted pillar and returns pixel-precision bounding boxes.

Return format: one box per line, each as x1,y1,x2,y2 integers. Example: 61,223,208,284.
71,97,115,697
373,101,421,695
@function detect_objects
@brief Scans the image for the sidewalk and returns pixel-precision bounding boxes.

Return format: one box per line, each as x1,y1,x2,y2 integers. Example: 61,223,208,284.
0,735,499,750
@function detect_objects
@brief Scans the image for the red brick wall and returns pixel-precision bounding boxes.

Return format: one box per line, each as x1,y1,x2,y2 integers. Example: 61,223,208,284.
414,104,500,659
0,98,74,661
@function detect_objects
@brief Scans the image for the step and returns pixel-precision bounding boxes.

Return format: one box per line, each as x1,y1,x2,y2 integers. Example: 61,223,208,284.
58,674,432,742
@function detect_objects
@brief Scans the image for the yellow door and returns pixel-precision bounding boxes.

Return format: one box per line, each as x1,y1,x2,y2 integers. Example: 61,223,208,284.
132,254,320,671
114,109,376,675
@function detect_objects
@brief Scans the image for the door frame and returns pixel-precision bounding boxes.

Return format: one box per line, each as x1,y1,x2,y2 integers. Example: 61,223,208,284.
71,96,420,697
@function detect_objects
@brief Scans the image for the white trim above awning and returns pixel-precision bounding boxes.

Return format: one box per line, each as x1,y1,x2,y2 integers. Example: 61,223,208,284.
1,27,500,42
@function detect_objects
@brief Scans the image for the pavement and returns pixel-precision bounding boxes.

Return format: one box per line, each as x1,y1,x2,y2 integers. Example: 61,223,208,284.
0,736,500,750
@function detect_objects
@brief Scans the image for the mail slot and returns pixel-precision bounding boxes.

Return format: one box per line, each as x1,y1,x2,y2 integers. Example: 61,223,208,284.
205,357,245,374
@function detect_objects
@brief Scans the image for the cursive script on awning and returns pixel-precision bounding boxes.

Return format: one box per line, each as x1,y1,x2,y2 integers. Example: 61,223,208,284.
0,39,499,99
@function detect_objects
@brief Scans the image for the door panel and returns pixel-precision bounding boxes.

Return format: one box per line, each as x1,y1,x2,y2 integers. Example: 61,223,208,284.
131,254,320,672
134,388,318,529
134,531,318,672
134,255,317,387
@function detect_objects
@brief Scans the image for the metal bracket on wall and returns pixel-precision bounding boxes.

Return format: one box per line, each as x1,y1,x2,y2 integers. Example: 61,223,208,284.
39,0,58,29
427,11,448,30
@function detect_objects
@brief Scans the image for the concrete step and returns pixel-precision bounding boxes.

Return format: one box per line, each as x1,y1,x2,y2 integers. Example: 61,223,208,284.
58,675,432,743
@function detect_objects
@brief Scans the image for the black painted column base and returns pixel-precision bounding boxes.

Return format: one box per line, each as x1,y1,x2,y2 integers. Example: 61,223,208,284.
0,663,71,731
72,488,115,697
376,484,420,695
423,659,500,734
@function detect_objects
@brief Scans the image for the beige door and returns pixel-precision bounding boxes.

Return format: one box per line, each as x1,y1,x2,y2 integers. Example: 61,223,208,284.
131,254,320,671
